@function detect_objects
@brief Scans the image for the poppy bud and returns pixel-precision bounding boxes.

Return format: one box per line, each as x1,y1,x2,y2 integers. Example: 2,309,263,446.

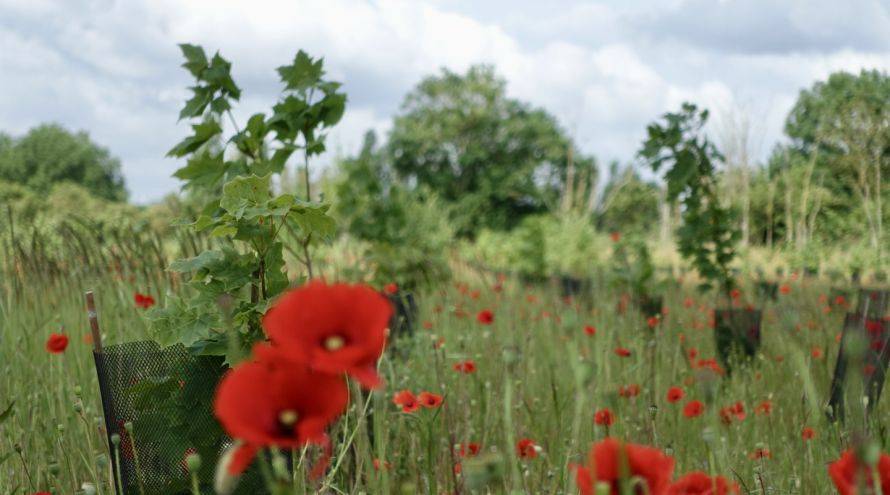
595,481,611,495
214,443,243,495
96,453,108,469
74,385,82,398
111,433,121,446
186,452,202,472
272,454,289,480
124,422,134,435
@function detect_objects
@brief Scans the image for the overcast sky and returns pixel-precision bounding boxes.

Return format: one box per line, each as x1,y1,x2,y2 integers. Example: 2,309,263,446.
1,0,888,203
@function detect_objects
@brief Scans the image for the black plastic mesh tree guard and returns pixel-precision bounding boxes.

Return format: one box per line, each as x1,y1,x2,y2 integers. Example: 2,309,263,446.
827,313,890,422
93,341,265,494
714,308,762,372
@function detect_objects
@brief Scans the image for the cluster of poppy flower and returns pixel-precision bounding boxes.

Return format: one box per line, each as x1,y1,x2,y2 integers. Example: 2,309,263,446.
392,389,443,413
571,439,890,495
212,280,392,479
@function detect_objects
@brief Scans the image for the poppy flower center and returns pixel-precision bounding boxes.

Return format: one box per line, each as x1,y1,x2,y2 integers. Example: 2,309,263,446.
324,335,346,351
278,409,299,427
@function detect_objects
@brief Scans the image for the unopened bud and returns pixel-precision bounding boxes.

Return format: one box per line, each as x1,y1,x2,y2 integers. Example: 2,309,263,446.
124,422,134,434
111,433,121,446
186,452,202,472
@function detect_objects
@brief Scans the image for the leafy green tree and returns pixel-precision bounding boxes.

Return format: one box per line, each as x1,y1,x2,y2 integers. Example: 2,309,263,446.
784,69,889,260
149,45,341,364
596,163,660,237
640,103,739,295
333,131,452,290
0,124,127,201
387,65,592,235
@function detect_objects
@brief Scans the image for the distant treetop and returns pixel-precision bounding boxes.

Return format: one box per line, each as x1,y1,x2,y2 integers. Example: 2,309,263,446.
0,123,127,202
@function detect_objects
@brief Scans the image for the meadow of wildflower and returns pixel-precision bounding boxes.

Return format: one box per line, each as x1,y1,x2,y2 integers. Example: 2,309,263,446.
2,254,888,494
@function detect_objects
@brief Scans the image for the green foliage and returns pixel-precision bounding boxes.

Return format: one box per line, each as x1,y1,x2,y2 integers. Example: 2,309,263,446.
0,124,127,201
784,69,889,260
333,131,452,290
466,213,606,279
387,65,592,235
596,163,660,237
640,102,740,295
150,44,343,362
609,234,660,302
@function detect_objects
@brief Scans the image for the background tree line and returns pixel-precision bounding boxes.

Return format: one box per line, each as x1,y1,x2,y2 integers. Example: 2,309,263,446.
2,67,887,277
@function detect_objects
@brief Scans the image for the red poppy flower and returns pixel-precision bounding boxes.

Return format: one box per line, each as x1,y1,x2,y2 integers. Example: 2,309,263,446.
517,438,539,459
594,408,616,426
755,400,772,416
418,391,443,409
683,400,704,418
610,231,621,242
383,283,398,295
801,427,815,441
779,284,791,295
453,360,477,374
261,281,392,389
749,448,771,460
477,309,494,325
134,292,156,309
614,347,631,357
667,471,739,494
45,333,69,354
687,348,698,360
647,316,660,328
584,325,597,336
829,450,890,495
619,384,641,398
392,390,420,413
811,347,823,359
666,386,685,403
458,442,481,457
684,297,695,308
372,458,392,471
575,438,675,495
213,350,348,474
730,289,741,300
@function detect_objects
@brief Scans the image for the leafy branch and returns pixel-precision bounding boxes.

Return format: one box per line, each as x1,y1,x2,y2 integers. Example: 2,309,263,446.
639,102,739,297
149,45,343,363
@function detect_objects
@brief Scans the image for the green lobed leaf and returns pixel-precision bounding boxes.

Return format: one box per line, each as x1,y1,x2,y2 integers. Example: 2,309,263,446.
167,120,223,157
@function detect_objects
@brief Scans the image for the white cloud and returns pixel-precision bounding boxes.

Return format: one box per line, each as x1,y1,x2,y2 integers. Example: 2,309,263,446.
0,0,887,203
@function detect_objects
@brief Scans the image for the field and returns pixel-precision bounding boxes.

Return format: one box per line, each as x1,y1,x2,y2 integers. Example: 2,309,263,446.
2,9,889,494
1,254,885,494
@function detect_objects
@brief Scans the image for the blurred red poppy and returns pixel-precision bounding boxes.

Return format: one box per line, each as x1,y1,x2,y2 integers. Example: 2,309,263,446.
619,384,641,398
477,309,495,325
683,400,704,418
134,292,155,309
213,350,348,474
667,471,739,494
614,348,631,357
666,386,685,403
584,325,597,336
829,450,890,495
594,408,615,426
392,390,420,413
517,438,539,459
453,360,477,374
575,438,674,495
418,391,443,409
383,283,398,295
45,333,69,354
262,281,392,389
801,427,815,441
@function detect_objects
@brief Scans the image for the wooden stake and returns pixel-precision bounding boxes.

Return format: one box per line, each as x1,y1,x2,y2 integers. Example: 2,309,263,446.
85,290,103,353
